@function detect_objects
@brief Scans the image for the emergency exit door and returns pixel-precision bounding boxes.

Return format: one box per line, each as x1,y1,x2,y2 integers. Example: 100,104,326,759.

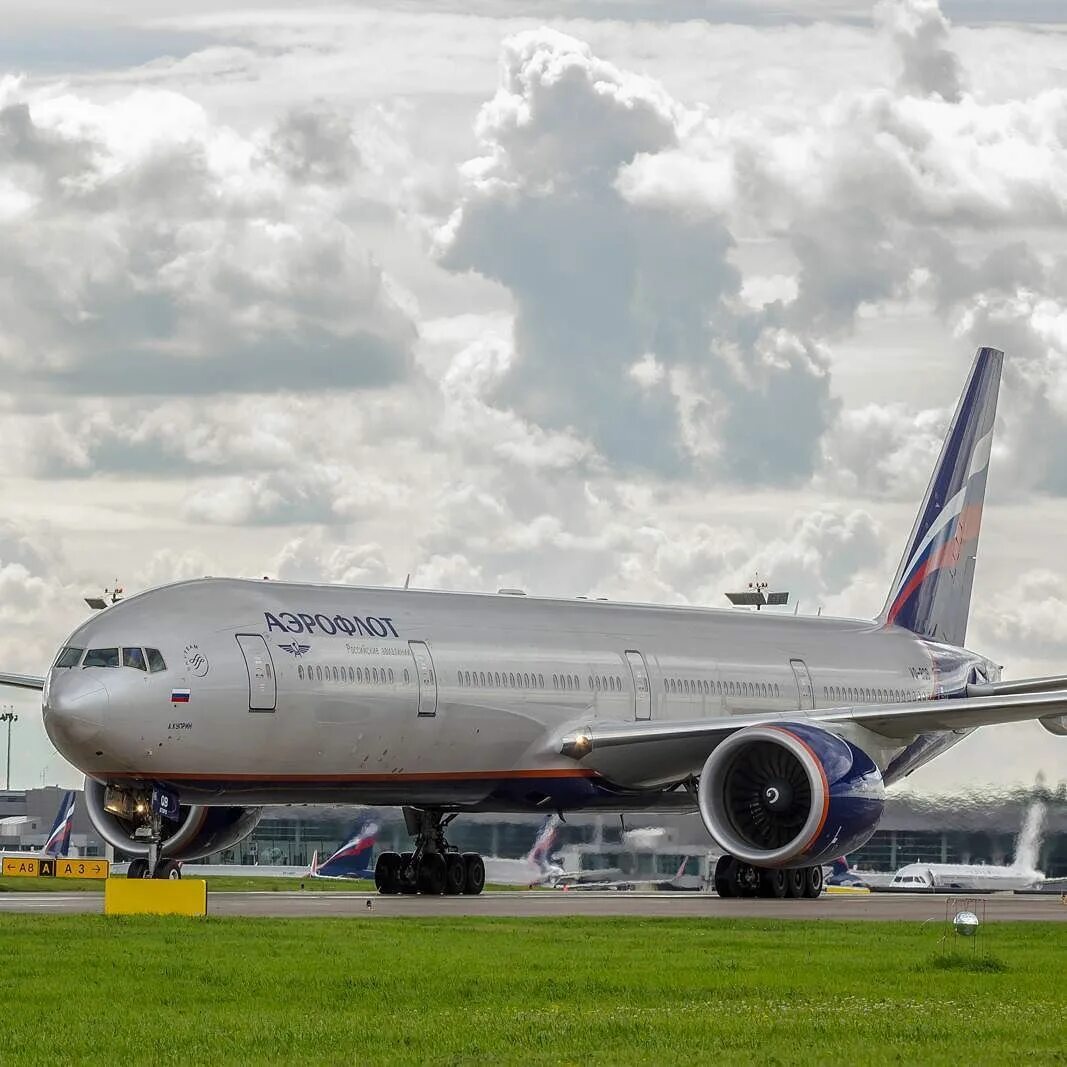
625,650,652,721
409,640,438,717
237,634,277,711
790,658,814,711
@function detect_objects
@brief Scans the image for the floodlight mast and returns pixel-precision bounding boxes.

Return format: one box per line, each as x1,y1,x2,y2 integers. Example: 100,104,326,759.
1,705,17,790
84,581,124,612
725,572,789,611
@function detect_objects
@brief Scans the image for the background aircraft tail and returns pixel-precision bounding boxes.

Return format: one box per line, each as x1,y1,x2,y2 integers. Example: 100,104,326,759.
313,821,378,878
879,347,1003,647
524,815,561,872
42,791,77,857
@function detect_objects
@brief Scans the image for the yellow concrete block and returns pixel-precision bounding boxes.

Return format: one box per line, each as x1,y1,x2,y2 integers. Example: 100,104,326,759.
105,878,208,916
56,858,110,880
2,857,40,877
825,884,871,895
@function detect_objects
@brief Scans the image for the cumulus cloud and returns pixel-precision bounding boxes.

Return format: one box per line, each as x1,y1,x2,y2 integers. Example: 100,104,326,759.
0,81,417,397
440,29,836,482
876,0,963,101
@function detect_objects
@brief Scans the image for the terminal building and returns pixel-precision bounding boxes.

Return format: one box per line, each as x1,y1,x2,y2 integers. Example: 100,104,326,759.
2,784,1065,878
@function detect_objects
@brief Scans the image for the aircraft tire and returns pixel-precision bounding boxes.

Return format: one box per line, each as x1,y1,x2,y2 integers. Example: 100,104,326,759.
444,853,465,895
759,868,788,898
417,853,447,895
462,852,486,895
126,858,149,880
784,868,805,898
375,851,401,894
398,852,418,894
713,855,738,898
802,865,824,899
153,860,182,880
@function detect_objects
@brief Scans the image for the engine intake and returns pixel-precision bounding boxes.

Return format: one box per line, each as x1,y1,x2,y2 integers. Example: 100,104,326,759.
84,777,262,860
697,723,884,868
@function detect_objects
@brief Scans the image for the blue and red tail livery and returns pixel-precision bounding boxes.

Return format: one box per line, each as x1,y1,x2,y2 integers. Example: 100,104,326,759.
311,820,379,879
524,815,561,871
41,791,77,857
880,347,1002,647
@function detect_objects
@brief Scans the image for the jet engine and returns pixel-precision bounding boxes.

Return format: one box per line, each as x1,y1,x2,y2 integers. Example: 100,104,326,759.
697,723,884,869
84,778,261,860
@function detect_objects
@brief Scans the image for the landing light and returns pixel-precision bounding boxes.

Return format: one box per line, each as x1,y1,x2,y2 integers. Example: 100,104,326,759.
560,732,592,759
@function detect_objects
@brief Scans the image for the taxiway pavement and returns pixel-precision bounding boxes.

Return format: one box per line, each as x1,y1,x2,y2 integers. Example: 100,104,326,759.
0,890,1064,920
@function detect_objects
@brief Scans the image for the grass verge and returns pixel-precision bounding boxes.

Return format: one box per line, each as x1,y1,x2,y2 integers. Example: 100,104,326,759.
0,916,1063,1065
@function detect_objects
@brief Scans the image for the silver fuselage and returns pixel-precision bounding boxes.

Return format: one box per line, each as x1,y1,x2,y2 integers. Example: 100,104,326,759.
43,579,990,811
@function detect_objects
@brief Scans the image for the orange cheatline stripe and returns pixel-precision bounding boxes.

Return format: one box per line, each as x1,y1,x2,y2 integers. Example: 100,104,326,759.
101,768,601,783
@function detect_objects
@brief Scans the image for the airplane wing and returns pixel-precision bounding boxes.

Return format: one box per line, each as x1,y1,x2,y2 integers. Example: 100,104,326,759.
0,673,45,691
557,686,1067,788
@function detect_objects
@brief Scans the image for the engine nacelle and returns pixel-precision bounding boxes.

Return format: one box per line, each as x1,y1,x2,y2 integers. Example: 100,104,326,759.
84,778,262,860
697,723,885,869
1040,715,1067,737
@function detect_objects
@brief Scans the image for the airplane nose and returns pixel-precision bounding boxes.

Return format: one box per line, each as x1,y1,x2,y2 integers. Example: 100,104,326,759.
43,677,109,760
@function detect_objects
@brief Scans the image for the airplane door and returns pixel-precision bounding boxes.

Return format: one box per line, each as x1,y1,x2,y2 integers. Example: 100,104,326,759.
236,634,277,712
790,659,814,711
625,650,652,721
409,640,438,717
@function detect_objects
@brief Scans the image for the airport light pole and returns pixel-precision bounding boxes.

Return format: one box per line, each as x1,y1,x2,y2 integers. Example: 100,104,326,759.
1,706,17,791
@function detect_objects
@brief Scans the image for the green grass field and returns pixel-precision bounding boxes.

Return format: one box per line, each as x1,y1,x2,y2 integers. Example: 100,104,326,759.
0,916,1063,1065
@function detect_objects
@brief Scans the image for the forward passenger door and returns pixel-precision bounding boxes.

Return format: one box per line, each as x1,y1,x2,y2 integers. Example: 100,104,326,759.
625,650,652,721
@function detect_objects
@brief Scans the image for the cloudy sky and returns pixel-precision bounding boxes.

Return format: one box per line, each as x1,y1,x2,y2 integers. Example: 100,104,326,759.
2,0,1066,794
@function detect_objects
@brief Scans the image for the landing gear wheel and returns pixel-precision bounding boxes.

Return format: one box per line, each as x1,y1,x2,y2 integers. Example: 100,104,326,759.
375,852,401,895
759,868,788,898
462,852,485,895
784,868,805,898
714,856,738,898
803,865,824,899
735,862,760,898
398,852,418,894
153,860,182,880
444,853,466,895
126,858,149,880
417,853,447,895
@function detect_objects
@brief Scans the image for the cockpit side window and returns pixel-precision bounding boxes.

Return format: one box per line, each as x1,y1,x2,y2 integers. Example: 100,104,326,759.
84,648,119,668
54,647,84,669
145,648,167,673
123,647,147,671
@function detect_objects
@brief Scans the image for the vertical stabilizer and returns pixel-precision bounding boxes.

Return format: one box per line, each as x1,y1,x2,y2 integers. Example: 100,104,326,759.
42,791,77,857
880,347,1003,647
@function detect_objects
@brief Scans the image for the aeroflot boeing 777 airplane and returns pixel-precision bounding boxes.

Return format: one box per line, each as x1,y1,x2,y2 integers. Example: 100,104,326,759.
3,347,1066,896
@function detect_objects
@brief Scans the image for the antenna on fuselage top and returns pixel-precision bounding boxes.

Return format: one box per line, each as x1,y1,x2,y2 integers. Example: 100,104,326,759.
84,581,124,611
724,572,789,612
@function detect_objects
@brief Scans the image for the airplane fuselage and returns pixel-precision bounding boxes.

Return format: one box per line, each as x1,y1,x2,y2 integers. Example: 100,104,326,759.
43,578,992,812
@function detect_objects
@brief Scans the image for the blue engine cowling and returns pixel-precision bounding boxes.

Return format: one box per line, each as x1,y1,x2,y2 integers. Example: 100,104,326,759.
697,722,885,869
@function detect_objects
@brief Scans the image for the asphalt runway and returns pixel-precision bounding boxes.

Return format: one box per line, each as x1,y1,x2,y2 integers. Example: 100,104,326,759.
1,890,1065,920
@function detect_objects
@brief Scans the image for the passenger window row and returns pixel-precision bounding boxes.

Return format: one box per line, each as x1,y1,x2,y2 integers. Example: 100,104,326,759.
666,677,781,700
588,674,624,693
825,686,926,705
298,664,410,686
457,669,547,690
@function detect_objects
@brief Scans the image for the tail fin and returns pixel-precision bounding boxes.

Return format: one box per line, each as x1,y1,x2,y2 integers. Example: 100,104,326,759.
42,791,76,857
308,850,319,877
880,347,1003,646
524,815,561,871
314,821,378,878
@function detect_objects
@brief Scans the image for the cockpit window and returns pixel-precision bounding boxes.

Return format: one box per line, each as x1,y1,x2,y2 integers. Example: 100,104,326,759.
84,648,120,668
145,648,167,673
54,647,83,669
123,647,147,671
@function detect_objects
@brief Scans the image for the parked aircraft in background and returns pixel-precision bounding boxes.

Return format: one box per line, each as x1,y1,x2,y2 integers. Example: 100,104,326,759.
310,820,379,880
483,815,565,886
0,791,76,859
4,347,1067,899
888,800,1047,891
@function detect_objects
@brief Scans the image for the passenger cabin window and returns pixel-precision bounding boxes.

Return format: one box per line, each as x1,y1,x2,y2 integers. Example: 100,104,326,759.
54,647,83,669
122,647,147,671
145,648,167,673
84,648,119,668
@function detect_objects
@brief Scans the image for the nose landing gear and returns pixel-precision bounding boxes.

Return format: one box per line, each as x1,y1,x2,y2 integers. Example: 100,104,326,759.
374,807,486,896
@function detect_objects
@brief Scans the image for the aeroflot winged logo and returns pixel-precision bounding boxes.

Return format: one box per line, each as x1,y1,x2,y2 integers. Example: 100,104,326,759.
279,642,311,657
264,611,399,638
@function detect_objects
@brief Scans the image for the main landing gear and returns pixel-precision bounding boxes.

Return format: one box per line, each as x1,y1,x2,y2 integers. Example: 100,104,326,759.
713,855,823,899
374,808,486,896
